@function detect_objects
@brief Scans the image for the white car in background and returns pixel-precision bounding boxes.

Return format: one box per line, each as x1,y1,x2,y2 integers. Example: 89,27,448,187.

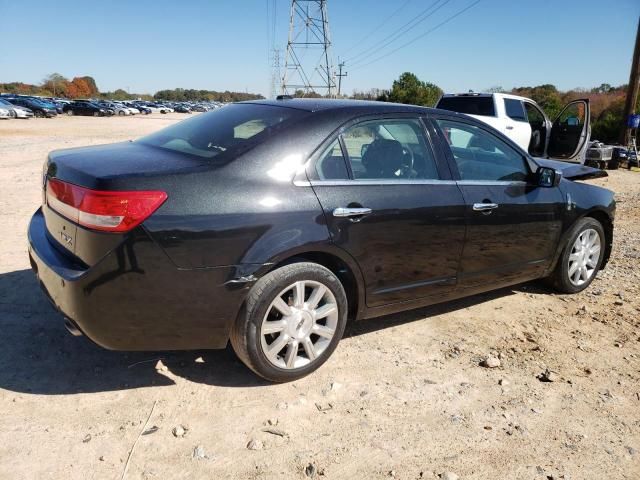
0,98,33,119
0,107,10,119
436,92,591,163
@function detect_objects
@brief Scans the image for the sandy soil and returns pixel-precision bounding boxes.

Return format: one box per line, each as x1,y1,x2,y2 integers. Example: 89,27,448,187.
0,114,638,480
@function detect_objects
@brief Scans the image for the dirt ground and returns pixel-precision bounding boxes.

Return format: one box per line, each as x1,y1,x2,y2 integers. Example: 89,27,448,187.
0,114,638,480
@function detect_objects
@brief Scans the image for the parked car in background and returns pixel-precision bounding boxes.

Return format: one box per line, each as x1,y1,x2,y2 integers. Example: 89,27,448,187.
98,102,129,116
63,101,107,117
29,99,615,382
0,106,10,119
0,98,34,119
127,102,151,114
5,97,58,118
436,93,591,163
174,104,192,113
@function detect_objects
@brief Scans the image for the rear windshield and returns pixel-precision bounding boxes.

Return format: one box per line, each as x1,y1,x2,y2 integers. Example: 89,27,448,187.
437,96,496,117
137,103,305,159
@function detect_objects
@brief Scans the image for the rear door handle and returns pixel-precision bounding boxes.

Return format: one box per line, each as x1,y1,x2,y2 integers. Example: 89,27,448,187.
473,202,499,212
333,207,372,218
505,125,514,130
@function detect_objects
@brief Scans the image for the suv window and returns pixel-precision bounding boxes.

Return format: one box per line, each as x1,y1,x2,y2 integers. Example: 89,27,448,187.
341,119,438,180
504,98,526,122
437,96,496,116
436,119,529,182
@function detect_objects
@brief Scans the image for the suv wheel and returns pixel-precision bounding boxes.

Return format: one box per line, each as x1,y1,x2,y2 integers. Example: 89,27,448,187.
231,262,348,382
548,217,605,293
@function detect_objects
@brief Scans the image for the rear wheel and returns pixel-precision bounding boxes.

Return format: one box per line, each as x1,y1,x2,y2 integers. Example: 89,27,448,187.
67,110,74,116
230,262,348,382
35,111,43,118
547,217,605,293
118,110,125,116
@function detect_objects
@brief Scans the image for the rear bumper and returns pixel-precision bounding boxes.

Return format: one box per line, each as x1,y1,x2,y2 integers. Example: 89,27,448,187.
28,207,252,350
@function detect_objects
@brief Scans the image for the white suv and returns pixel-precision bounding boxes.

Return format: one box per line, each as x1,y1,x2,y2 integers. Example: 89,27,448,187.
436,92,590,163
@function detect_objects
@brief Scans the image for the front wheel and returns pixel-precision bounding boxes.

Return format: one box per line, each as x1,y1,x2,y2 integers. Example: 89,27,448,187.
547,217,605,293
230,262,348,382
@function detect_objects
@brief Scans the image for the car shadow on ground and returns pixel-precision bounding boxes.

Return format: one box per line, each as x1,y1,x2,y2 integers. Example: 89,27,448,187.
0,268,552,395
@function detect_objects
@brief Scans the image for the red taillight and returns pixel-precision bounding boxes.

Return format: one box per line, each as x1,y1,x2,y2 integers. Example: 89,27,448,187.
46,178,167,233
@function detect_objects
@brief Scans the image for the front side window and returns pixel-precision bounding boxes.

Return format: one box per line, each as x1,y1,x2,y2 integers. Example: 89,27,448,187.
504,98,526,122
138,104,306,160
436,119,529,182
340,119,438,180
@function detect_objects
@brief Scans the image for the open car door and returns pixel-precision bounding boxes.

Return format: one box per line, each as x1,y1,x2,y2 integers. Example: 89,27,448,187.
546,99,590,162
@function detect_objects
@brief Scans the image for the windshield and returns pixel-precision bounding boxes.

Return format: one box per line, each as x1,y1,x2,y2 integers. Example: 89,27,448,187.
0,99,11,106
137,103,306,159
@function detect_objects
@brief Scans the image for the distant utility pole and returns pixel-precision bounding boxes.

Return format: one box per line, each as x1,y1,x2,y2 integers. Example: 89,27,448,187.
270,48,281,99
336,61,347,97
622,16,640,145
282,0,336,97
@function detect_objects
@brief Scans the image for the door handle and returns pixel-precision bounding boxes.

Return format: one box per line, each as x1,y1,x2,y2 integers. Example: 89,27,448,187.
505,125,514,130
473,202,499,212
333,207,372,218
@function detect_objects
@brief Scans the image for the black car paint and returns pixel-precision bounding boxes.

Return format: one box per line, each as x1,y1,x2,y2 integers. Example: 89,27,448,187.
28,99,615,351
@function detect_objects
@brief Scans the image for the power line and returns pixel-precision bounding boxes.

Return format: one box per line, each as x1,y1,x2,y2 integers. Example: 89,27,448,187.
340,0,412,57
350,0,482,71
345,0,450,64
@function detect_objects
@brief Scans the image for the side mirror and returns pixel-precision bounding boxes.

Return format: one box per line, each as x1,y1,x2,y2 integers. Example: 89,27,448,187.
537,166,562,187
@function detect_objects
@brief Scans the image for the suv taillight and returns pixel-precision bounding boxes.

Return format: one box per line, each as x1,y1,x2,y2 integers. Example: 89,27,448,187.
46,178,167,233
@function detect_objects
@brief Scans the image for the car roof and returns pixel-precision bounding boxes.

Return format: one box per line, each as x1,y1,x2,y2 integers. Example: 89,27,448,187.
240,98,431,114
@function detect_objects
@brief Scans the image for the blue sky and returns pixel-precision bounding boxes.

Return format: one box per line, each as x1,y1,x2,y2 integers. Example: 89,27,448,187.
0,0,638,96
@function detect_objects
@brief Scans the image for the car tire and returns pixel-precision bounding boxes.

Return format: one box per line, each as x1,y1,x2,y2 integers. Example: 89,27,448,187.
230,262,348,382
118,111,125,116
35,111,43,118
608,158,619,170
67,110,74,116
547,217,605,294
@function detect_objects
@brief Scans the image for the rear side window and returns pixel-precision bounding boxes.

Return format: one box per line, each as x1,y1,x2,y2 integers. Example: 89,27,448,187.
437,96,496,116
316,139,349,180
504,98,526,121
138,104,306,160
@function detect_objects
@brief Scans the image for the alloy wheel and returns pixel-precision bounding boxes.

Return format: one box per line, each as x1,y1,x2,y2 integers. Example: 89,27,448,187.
260,280,338,369
568,228,601,286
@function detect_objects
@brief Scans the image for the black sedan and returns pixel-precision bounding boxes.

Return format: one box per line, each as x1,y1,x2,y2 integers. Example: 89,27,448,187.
62,101,107,116
28,99,615,382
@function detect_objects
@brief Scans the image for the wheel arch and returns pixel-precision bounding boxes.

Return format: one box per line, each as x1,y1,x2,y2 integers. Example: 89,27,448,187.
584,209,613,268
260,248,366,321
546,207,613,275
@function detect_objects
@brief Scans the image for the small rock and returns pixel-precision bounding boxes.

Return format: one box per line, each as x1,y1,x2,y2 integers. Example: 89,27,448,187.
246,439,263,450
276,402,288,410
267,418,279,426
498,378,509,386
439,472,459,480
192,445,209,460
614,300,624,306
315,402,333,412
330,381,342,392
626,446,636,456
82,434,92,443
172,425,187,438
480,356,501,368
99,456,105,461
538,369,559,382
305,463,317,477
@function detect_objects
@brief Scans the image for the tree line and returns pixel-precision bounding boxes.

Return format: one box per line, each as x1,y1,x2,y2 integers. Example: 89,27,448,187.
0,73,264,103
349,72,637,145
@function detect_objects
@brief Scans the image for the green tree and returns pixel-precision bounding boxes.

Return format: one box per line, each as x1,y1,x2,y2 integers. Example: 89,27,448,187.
386,72,442,107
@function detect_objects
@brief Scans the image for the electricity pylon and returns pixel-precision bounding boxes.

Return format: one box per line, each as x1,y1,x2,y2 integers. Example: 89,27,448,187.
281,0,336,97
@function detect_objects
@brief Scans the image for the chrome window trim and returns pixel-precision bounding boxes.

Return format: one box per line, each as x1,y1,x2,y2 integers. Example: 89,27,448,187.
456,180,529,186
294,179,457,187
294,179,530,187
